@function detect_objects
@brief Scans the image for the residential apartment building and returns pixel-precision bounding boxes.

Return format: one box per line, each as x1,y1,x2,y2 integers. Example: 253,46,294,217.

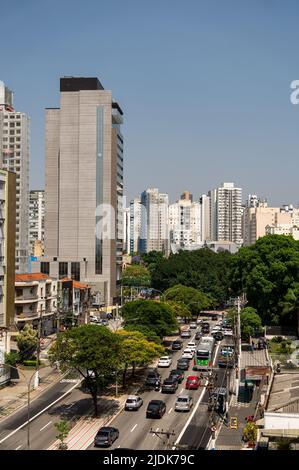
0,80,30,273
32,77,123,306
123,207,130,254
199,194,211,243
139,188,169,254
265,224,299,240
29,190,45,256
169,191,201,251
0,170,16,329
58,278,91,328
129,197,141,254
15,273,57,335
208,182,243,246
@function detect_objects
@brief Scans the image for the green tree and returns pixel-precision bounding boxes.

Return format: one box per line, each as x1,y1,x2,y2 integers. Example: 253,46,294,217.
55,420,71,450
240,307,263,338
122,264,151,287
163,284,213,315
4,351,20,367
49,325,122,416
17,324,39,362
116,330,164,386
230,235,299,326
164,300,192,321
122,300,178,339
141,251,165,276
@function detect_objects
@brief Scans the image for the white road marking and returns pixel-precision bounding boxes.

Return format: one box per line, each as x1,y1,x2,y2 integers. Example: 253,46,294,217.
15,445,22,450
130,424,138,433
155,427,159,432
40,420,52,431
117,445,120,448
0,380,82,444
168,407,173,414
180,388,184,393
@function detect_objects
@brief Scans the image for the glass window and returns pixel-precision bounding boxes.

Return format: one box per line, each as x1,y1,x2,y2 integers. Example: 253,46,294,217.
59,262,68,279
71,262,80,281
40,262,49,275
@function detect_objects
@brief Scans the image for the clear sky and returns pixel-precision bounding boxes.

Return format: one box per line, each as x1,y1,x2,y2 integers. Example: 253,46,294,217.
2,0,299,205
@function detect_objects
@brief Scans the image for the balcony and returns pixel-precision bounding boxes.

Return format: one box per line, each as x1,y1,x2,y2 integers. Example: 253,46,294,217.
15,295,39,303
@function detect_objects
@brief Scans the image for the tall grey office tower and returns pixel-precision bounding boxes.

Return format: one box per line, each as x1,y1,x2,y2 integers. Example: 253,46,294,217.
0,80,30,273
33,77,123,305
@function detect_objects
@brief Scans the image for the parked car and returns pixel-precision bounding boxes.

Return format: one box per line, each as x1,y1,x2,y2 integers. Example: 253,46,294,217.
195,331,202,341
94,427,119,447
158,356,172,368
189,322,197,329
145,370,161,387
185,375,201,390
172,340,183,351
175,395,193,412
125,395,143,411
176,358,190,371
161,377,179,393
146,400,166,418
169,369,185,383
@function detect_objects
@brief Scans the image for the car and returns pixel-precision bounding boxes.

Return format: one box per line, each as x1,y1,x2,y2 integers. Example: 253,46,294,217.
175,394,193,412
161,377,179,393
94,426,119,447
211,315,218,321
172,340,183,351
145,371,161,387
125,395,143,411
224,329,233,337
196,318,203,325
185,375,201,390
146,400,166,418
157,356,172,368
187,341,196,351
195,331,202,341
180,330,191,339
189,322,197,329
176,358,190,371
181,349,194,360
212,331,224,341
211,325,222,332
169,369,185,383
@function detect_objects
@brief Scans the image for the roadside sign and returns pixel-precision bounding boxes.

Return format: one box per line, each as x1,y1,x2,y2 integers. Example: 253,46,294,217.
230,417,238,429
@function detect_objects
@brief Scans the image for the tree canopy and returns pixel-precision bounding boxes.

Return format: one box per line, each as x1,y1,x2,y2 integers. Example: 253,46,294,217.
230,235,299,325
17,324,39,362
150,248,232,305
163,284,213,315
122,264,151,287
241,307,263,337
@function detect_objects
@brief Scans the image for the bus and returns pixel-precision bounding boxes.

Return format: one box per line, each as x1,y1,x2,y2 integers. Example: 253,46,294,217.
193,342,214,371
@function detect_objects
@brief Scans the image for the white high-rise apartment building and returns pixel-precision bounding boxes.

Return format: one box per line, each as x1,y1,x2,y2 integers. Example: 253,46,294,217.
122,207,130,254
29,190,45,256
169,191,201,250
208,182,243,246
0,81,30,273
199,194,211,243
129,197,141,254
140,188,169,254
32,77,124,306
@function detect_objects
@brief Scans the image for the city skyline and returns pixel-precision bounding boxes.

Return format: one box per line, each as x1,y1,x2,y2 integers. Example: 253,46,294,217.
2,1,299,205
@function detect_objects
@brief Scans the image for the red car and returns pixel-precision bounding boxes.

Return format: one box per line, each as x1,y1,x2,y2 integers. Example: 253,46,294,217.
185,375,201,390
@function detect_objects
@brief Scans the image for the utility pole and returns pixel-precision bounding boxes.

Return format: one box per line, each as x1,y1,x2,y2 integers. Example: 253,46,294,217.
149,428,176,450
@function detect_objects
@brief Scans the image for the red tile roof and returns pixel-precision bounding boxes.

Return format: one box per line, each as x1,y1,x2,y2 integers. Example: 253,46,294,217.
16,273,50,282
60,277,90,289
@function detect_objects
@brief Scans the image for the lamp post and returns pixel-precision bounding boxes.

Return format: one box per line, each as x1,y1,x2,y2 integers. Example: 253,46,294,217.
0,363,37,450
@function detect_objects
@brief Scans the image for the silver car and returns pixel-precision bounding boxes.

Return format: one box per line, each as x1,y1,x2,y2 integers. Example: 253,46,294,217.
125,395,143,411
175,395,193,412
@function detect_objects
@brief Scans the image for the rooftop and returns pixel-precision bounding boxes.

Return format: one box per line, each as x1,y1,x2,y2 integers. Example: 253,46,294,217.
16,273,50,282
267,373,299,412
60,277,90,290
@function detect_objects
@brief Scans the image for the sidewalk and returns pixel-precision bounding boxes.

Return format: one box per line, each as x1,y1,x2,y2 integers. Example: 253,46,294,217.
0,365,63,420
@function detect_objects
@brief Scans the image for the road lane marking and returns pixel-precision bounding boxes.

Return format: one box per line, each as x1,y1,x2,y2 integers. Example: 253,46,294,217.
130,424,138,433
168,408,173,414
174,342,221,448
180,388,184,393
155,427,159,432
40,420,52,431
15,445,22,450
117,445,120,448
0,380,82,444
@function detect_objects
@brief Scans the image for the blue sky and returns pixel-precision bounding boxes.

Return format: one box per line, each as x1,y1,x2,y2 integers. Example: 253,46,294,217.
2,0,299,205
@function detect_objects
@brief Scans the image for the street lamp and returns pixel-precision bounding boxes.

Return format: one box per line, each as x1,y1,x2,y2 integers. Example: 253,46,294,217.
0,363,37,450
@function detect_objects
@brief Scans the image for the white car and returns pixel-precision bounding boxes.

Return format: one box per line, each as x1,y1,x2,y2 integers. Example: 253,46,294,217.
211,325,221,332
181,349,194,360
187,342,196,351
189,322,197,329
196,318,203,325
158,356,172,367
224,329,233,337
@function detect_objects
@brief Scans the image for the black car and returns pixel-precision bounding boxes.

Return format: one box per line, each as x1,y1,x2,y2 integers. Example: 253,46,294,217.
146,400,166,418
172,340,183,351
201,324,210,334
161,376,179,393
212,331,223,341
94,427,119,447
176,358,189,371
195,331,202,341
145,371,161,387
169,369,184,383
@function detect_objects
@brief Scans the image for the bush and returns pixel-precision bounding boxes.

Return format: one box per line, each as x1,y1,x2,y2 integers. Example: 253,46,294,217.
271,336,283,343
5,351,20,367
22,360,40,366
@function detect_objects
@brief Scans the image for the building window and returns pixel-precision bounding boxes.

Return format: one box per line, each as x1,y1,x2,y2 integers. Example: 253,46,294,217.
71,262,80,281
40,262,49,275
59,262,68,279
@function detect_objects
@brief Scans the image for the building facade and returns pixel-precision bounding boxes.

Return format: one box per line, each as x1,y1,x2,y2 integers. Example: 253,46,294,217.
0,170,16,329
169,191,201,251
0,80,30,273
29,190,45,256
58,278,91,328
32,77,124,306
129,197,141,254
122,207,130,254
139,188,169,254
15,273,57,335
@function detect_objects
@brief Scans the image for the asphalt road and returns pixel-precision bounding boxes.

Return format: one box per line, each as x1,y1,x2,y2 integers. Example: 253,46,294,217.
89,321,228,451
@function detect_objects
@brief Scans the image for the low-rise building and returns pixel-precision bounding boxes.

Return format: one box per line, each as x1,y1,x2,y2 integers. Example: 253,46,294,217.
58,278,91,328
15,273,57,335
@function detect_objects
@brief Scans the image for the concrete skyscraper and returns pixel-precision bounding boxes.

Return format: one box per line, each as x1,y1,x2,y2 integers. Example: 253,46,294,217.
33,77,124,306
129,197,141,254
29,190,45,257
139,188,169,254
0,80,30,273
169,191,201,251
